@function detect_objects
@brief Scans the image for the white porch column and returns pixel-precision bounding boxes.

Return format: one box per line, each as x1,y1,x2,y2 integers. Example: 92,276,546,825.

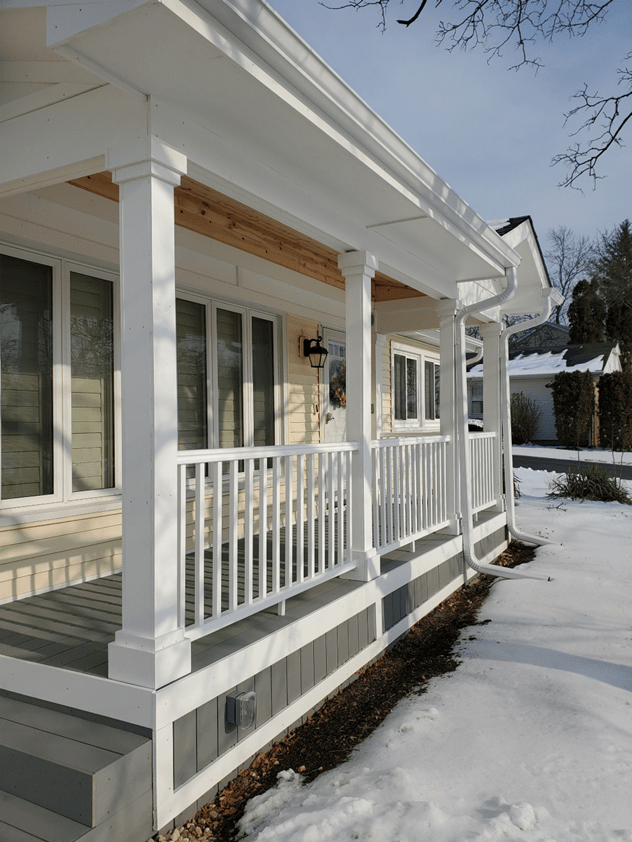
481,321,505,510
107,138,192,690
437,299,461,533
339,251,380,581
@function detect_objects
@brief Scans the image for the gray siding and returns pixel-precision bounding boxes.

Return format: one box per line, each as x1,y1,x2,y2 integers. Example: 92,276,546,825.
382,554,463,632
474,526,508,560
172,606,376,790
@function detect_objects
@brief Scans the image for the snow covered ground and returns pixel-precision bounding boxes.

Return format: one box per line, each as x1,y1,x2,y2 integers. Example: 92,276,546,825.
238,469,632,842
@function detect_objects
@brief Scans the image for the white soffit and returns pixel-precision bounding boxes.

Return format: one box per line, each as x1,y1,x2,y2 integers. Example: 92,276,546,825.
44,2,516,271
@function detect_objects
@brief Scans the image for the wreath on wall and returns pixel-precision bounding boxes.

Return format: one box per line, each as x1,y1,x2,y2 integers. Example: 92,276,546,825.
329,361,346,409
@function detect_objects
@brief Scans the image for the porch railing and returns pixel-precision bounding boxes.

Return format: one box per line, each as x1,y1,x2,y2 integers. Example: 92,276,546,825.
371,436,450,554
469,432,497,513
177,442,357,639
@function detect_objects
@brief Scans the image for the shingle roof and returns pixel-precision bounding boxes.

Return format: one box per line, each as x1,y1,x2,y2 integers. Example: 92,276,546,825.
489,216,531,237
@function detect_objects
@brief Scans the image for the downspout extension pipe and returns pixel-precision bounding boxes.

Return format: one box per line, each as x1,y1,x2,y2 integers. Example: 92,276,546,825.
455,268,551,582
502,288,564,548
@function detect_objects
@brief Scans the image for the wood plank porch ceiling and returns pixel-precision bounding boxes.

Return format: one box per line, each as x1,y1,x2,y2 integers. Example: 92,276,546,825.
69,172,425,303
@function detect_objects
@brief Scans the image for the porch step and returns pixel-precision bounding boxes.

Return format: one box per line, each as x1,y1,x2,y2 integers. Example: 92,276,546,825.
0,695,153,841
0,789,89,842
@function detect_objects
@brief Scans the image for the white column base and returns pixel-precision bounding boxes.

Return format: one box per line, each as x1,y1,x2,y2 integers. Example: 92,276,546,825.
341,549,380,582
439,515,463,536
491,496,506,513
108,629,192,690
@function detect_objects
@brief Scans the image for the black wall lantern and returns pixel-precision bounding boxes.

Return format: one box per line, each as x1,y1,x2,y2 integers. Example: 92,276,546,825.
303,335,328,369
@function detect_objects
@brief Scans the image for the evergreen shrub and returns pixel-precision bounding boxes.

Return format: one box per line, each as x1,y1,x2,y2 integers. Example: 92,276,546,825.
598,370,632,451
550,371,595,448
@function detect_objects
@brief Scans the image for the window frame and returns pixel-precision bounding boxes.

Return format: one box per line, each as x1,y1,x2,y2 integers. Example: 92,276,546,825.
470,382,484,417
391,341,440,432
175,291,282,453
0,243,121,512
424,358,440,423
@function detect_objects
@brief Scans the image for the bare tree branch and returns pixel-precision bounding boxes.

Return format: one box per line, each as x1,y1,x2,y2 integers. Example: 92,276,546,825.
321,0,627,187
397,0,430,27
552,57,632,188
544,226,593,323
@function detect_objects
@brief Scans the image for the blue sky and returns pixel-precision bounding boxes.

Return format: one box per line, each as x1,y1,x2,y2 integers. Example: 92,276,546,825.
269,0,631,249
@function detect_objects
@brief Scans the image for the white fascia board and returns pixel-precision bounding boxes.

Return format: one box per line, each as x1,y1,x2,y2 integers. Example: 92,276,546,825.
374,298,441,334
47,0,516,279
197,0,518,273
172,0,510,278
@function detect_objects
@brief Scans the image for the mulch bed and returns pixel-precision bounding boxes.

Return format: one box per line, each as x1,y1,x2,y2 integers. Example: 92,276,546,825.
158,541,536,842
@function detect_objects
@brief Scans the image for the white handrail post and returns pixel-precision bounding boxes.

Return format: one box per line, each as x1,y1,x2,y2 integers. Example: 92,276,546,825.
481,322,505,511
339,251,380,581
436,299,461,535
107,137,191,689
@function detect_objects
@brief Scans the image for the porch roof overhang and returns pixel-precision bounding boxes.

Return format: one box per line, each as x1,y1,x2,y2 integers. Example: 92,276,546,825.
1,0,546,310
490,217,553,317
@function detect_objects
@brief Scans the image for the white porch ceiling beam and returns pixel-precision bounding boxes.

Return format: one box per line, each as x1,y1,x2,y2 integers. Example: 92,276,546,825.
52,46,148,101
0,60,103,84
0,85,146,198
374,298,440,333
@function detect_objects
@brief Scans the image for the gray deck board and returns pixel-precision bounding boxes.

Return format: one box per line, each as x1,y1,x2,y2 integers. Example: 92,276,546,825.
0,515,350,676
0,522,462,677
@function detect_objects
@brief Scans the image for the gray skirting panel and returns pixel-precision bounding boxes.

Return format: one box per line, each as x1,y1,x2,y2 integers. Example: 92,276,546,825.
382,552,463,632
382,526,508,632
173,605,377,790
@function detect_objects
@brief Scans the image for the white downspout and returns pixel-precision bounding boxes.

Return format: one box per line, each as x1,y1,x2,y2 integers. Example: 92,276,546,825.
502,288,564,546
455,269,551,582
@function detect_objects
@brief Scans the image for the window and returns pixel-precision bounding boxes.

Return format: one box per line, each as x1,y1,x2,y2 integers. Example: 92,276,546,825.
0,247,118,507
471,384,483,415
0,254,53,500
392,342,440,430
175,297,279,453
424,359,440,421
393,351,419,425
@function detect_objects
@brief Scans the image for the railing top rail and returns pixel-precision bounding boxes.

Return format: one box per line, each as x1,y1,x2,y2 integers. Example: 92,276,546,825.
468,431,496,439
177,441,359,465
371,435,450,448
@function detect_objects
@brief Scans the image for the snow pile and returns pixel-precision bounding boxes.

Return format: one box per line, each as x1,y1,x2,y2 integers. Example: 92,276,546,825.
239,468,632,842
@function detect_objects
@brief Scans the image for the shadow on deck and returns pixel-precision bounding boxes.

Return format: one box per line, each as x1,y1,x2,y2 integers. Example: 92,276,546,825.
0,520,467,679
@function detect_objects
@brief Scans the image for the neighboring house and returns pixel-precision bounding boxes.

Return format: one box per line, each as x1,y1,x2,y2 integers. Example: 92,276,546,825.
0,3,551,840
510,322,571,349
468,343,622,444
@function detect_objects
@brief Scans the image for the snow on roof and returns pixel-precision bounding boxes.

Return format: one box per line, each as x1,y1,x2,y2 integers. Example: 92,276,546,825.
468,342,619,378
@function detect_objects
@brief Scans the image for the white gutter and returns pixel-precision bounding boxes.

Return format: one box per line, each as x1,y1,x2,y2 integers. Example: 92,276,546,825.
502,288,564,547
455,269,551,581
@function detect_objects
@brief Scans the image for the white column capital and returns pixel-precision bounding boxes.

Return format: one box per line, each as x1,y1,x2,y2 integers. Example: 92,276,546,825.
338,250,379,277
481,321,503,338
436,298,461,321
107,136,187,187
